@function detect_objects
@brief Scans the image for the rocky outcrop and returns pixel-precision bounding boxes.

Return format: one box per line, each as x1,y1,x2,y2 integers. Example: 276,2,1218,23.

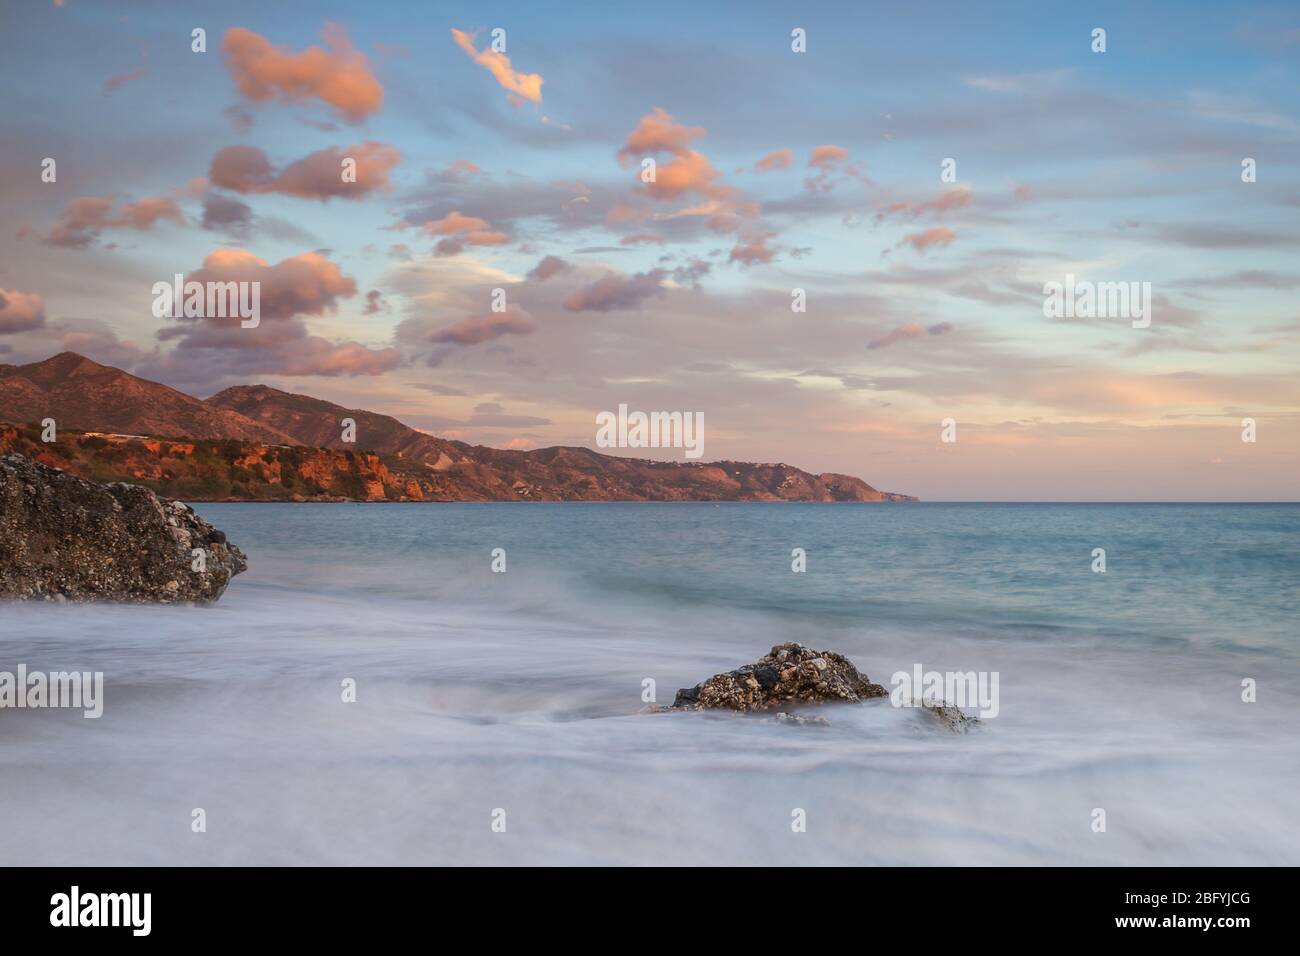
668,643,890,712
658,643,979,731
0,452,245,603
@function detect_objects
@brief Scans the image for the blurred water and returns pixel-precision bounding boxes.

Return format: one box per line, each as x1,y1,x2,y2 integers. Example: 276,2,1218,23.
1,502,1297,865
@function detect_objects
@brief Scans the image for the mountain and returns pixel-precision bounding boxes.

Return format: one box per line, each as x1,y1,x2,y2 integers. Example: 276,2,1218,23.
0,353,296,444
0,352,916,502
209,383,914,501
209,384,461,465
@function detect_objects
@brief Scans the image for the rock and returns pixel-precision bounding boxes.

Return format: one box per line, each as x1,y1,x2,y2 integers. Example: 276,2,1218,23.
0,452,246,604
770,712,831,728
916,698,979,733
670,642,889,712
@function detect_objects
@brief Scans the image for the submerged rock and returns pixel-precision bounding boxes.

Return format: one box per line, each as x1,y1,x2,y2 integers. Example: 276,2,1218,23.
0,452,246,604
670,642,890,712
770,712,831,728
915,697,980,733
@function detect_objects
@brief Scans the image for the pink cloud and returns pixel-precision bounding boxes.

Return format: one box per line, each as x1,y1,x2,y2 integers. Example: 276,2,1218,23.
46,195,183,247
877,185,973,221
754,148,794,173
0,288,46,333
187,249,357,323
897,226,957,252
428,307,535,345
104,67,145,94
450,28,542,104
618,107,705,161
222,24,384,123
153,250,398,377
729,233,778,266
615,107,762,243
418,210,508,255
269,338,402,375
805,145,863,192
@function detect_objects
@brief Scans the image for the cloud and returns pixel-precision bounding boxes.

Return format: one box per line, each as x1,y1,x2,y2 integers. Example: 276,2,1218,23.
201,192,254,234
1149,223,1300,249
867,321,955,350
615,107,763,239
562,269,666,312
450,28,543,104
364,289,388,314
222,24,383,123
185,249,357,326
266,338,402,376
527,255,571,281
897,226,957,253
0,289,46,333
671,257,712,286
151,249,397,378
618,107,705,161
423,211,492,235
430,159,481,183
427,306,535,345
805,145,864,192
104,67,145,94
617,108,727,201
754,149,794,173
46,195,184,247
417,210,509,255
208,142,400,199
729,233,778,266
647,150,727,201
876,186,973,221
116,197,184,230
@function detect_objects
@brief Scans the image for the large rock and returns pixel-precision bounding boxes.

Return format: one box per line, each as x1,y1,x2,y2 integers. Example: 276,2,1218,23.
0,452,246,603
670,642,890,712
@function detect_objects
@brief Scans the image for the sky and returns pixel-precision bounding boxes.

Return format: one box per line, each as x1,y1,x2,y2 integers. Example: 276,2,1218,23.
1,0,1298,500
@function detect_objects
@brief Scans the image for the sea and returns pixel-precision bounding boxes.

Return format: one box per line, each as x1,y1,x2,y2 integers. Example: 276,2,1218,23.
2,502,1297,865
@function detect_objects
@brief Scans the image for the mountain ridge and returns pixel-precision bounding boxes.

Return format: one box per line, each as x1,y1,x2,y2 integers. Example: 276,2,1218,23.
0,352,297,445
0,352,916,502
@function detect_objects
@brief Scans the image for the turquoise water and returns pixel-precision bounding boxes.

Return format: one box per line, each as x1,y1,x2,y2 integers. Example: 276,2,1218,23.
2,503,1297,865
203,502,1300,652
